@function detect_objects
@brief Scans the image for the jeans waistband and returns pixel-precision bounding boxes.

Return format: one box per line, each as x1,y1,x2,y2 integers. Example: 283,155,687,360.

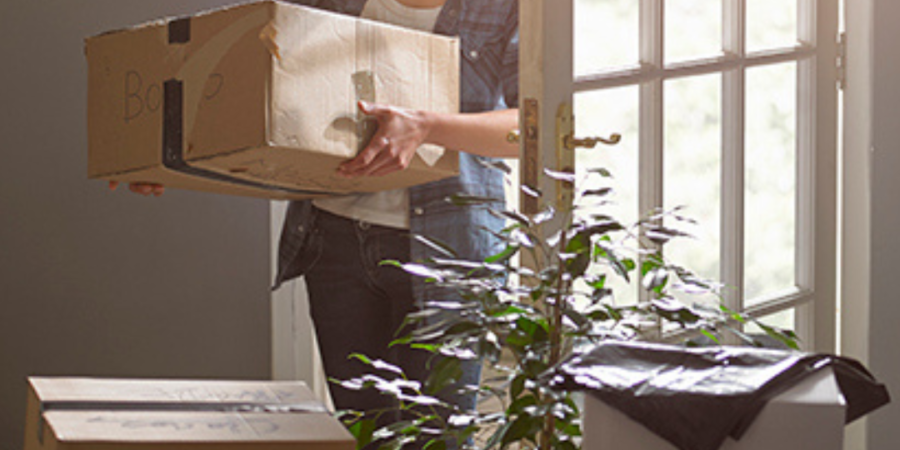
312,205,407,233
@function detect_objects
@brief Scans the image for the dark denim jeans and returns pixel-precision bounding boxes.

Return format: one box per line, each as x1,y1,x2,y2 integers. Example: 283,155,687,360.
301,207,480,438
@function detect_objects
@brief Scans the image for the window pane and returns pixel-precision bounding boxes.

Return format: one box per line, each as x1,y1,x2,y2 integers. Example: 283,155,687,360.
575,0,639,76
747,0,798,53
745,308,797,349
665,0,722,64
664,74,721,308
745,63,797,304
575,87,639,305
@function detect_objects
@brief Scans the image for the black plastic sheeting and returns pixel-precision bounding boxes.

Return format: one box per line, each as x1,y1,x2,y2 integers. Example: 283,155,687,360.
543,341,890,450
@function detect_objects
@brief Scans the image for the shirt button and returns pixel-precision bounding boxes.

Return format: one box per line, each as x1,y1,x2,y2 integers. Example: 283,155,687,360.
447,8,458,18
414,207,425,216
468,49,479,59
297,225,305,233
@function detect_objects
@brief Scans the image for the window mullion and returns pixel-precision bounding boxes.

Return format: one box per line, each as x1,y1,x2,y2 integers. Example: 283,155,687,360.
795,0,818,348
721,0,746,327
797,0,839,353
638,0,664,305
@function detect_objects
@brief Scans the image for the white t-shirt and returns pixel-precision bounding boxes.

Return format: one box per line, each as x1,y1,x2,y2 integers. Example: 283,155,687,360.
312,0,443,229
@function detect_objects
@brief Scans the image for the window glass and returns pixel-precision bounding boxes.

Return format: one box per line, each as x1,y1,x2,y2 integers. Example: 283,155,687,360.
664,74,722,308
744,308,797,347
745,62,797,304
574,0,639,76
665,0,722,63
747,0,798,52
575,86,640,305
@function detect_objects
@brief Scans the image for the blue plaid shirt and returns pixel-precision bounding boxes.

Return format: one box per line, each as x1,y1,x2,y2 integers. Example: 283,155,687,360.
275,0,519,302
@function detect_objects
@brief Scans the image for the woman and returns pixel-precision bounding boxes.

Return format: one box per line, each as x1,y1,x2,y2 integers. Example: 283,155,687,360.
274,0,519,423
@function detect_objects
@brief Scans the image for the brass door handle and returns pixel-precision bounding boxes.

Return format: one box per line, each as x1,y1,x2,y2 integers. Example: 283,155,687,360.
507,129,621,149
563,133,621,150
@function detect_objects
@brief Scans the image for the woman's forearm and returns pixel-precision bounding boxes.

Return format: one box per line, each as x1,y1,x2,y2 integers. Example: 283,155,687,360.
422,108,519,158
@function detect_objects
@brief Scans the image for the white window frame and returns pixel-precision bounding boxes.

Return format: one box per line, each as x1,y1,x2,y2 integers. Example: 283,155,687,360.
523,0,839,351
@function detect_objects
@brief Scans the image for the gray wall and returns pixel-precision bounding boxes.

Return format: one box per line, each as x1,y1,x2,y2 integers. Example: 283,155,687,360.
868,0,900,447
843,1,900,448
0,1,272,447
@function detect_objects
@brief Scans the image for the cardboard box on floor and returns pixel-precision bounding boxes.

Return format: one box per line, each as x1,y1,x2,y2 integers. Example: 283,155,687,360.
85,0,460,200
23,377,355,450
581,368,846,450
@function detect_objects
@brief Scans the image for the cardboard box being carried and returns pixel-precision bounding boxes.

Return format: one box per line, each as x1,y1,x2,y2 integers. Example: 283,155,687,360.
24,377,354,450
85,0,460,200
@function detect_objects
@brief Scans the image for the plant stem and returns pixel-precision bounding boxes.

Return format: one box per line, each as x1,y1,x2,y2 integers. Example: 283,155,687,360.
539,226,569,450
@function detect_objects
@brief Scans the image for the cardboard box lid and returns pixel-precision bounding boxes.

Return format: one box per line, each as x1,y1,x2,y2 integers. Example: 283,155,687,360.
28,377,353,446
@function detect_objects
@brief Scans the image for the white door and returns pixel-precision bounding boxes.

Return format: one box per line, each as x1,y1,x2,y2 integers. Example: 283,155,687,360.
519,0,840,351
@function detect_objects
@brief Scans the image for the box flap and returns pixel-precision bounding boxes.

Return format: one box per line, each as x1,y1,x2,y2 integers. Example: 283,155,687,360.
27,378,354,446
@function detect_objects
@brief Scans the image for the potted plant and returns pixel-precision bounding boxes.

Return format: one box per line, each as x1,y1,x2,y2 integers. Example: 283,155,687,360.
333,164,799,450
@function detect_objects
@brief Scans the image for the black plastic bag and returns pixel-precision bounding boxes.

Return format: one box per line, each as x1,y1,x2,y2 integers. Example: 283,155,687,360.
543,341,890,450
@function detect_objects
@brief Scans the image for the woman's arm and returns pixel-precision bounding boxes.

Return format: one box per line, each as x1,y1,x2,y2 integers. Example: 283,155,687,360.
337,101,519,178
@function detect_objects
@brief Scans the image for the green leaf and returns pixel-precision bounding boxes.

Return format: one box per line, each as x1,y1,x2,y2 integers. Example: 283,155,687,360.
584,220,625,236
644,225,693,245
507,394,538,414
349,418,377,449
562,307,589,330
583,187,613,197
586,274,607,290
410,343,438,353
587,309,612,321
544,168,576,184
423,439,448,450
564,231,592,277
515,316,549,342
532,206,555,224
520,184,542,200
588,167,613,178
413,234,458,258
476,157,513,174
424,357,463,395
447,193,502,206
493,209,531,226
641,256,663,277
756,323,801,350
485,245,520,264
651,297,701,325
501,415,541,446
642,267,669,292
510,374,527,400
398,263,446,282
700,328,721,344
483,420,513,450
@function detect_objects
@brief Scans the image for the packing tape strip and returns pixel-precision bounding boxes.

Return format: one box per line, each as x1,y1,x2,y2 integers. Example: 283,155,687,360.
40,400,328,414
37,399,328,443
162,79,333,196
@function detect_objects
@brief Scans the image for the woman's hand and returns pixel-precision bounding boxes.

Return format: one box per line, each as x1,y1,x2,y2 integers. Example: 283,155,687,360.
108,181,165,196
337,101,433,178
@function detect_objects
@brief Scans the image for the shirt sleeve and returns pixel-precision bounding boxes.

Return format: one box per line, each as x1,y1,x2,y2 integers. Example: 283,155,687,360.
500,4,519,109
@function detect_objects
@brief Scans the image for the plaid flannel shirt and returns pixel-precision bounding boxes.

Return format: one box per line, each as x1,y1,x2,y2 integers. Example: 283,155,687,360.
275,0,519,303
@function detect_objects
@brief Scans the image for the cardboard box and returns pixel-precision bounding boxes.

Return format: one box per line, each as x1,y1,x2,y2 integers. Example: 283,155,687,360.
23,377,355,450
85,0,460,200
582,368,846,450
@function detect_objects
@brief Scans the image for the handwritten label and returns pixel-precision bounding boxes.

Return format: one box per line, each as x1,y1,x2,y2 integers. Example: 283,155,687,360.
124,70,225,123
87,415,280,435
